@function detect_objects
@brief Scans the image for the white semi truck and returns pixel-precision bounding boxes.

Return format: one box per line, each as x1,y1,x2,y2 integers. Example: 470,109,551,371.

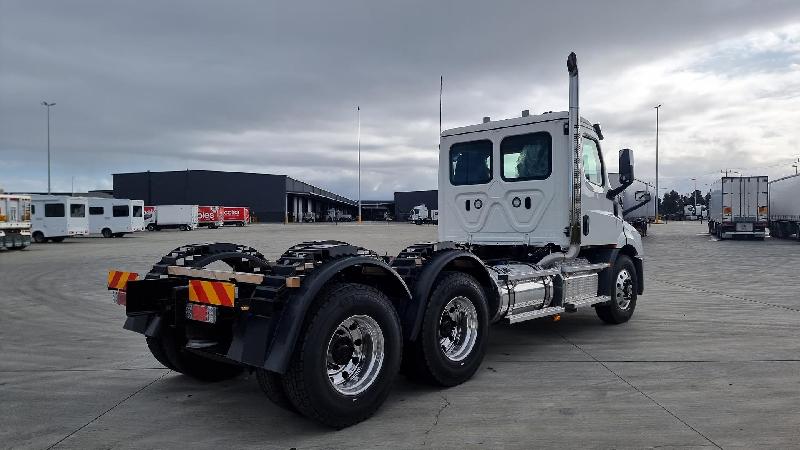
769,173,800,241
145,205,199,231
0,194,32,249
108,53,644,428
609,175,653,236
88,198,145,238
708,176,769,239
30,195,89,243
409,204,438,225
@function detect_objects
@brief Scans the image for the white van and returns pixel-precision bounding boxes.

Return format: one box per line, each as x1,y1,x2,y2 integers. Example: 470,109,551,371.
88,198,145,238
30,195,90,243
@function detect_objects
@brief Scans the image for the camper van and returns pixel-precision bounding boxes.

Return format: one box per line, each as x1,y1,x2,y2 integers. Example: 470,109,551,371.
30,195,89,243
88,198,145,238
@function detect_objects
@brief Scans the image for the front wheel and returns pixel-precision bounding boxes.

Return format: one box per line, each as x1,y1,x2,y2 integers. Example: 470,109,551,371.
282,283,402,428
595,255,637,324
404,272,488,387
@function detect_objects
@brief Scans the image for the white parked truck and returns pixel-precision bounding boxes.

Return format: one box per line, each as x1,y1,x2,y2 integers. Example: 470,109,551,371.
609,175,653,236
30,195,89,243
109,53,644,428
88,198,145,238
145,205,199,231
708,176,769,239
409,204,439,225
0,194,32,249
769,173,800,241
325,208,353,222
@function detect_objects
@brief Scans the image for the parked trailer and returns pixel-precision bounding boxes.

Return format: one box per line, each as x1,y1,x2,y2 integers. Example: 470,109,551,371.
769,173,800,241
222,206,250,226
197,206,224,229
609,175,653,236
0,194,32,249
145,205,199,231
109,53,644,428
708,176,769,239
88,198,145,238
409,204,439,225
30,195,89,243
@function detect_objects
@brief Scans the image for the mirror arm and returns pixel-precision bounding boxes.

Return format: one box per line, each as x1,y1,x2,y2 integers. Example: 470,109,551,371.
606,179,633,200
622,197,651,215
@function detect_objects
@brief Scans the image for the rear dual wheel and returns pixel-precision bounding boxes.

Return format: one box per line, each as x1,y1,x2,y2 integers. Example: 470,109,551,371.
270,283,402,428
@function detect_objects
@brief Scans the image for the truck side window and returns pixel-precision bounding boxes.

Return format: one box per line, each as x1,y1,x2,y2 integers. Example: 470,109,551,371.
450,140,492,185
133,205,143,217
113,205,130,217
501,132,552,181
70,203,86,218
582,139,604,186
89,207,104,215
31,205,36,215
44,203,65,217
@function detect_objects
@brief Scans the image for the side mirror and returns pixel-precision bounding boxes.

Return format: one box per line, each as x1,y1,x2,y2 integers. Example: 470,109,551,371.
606,148,635,200
618,148,634,185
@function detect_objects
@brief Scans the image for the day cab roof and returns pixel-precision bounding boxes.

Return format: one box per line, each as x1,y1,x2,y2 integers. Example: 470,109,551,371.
441,111,594,138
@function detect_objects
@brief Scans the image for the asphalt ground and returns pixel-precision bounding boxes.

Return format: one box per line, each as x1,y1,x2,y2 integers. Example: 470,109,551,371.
1,221,798,449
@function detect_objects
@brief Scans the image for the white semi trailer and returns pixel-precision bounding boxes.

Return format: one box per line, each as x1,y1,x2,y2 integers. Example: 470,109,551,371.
609,175,653,236
769,173,800,241
30,195,89,243
145,205,199,231
708,176,769,239
88,198,145,238
0,194,32,249
109,53,644,428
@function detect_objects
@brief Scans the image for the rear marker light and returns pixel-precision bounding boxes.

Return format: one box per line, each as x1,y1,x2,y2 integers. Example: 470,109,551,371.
112,290,127,306
186,303,217,324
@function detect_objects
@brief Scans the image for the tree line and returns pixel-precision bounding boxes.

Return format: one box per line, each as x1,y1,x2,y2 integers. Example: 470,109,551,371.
658,189,711,216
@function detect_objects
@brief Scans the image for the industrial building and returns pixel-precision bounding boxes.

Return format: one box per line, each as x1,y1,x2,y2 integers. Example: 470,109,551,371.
394,189,437,221
113,170,356,223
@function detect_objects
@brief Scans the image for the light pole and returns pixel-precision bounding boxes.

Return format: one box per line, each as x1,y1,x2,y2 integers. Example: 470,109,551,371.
41,101,56,194
357,106,361,223
691,177,697,218
654,104,661,222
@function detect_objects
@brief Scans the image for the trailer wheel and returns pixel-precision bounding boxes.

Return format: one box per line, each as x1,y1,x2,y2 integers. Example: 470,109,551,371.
146,329,243,381
146,224,155,231
255,369,296,412
102,228,113,238
33,231,45,243
282,283,402,428
595,255,637,324
405,272,488,387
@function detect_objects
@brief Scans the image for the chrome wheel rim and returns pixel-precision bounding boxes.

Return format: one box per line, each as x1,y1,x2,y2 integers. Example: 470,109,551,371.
615,269,634,310
438,296,478,362
326,315,384,396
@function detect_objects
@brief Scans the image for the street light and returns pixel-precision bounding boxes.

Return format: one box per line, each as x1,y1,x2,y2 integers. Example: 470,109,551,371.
654,104,661,222
356,106,361,223
41,101,56,194
691,177,697,215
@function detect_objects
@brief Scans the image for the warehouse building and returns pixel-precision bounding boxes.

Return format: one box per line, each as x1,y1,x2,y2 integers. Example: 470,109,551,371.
394,189,437,221
113,170,356,223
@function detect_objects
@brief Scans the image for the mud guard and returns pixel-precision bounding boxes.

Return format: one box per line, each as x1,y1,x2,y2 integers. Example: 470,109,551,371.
262,256,411,373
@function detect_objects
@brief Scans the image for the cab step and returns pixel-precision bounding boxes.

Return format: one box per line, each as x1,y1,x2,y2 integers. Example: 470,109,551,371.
564,296,610,312
506,306,565,324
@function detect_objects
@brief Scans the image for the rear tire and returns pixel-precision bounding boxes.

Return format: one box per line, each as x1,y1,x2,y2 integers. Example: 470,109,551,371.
256,369,296,412
404,272,488,387
146,329,243,381
146,224,155,231
595,255,637,324
33,231,45,243
102,228,113,238
282,283,402,428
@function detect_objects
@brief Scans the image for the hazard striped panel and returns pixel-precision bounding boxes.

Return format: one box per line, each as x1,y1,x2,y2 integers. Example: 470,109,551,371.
107,271,139,291
188,280,235,307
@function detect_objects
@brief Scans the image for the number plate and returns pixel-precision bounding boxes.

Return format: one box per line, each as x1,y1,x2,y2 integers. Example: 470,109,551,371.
736,222,753,232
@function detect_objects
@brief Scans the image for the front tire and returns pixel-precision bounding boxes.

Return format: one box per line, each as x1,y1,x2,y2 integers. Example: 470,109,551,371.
282,283,402,428
595,255,637,324
404,272,488,387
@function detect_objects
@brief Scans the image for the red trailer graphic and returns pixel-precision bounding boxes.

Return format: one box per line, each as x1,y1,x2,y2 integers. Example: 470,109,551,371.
222,206,250,226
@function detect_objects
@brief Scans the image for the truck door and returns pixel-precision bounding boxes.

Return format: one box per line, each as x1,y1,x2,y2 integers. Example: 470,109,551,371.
581,137,621,246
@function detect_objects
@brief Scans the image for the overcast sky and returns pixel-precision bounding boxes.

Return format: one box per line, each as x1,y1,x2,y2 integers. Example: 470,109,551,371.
2,0,800,199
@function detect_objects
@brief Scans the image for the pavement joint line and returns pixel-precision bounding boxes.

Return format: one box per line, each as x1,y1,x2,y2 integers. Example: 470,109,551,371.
651,278,800,313
557,332,723,450
484,359,800,364
45,370,169,449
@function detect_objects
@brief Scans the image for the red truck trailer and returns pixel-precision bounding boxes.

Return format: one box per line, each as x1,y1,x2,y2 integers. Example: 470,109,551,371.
198,206,224,229
222,206,249,226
